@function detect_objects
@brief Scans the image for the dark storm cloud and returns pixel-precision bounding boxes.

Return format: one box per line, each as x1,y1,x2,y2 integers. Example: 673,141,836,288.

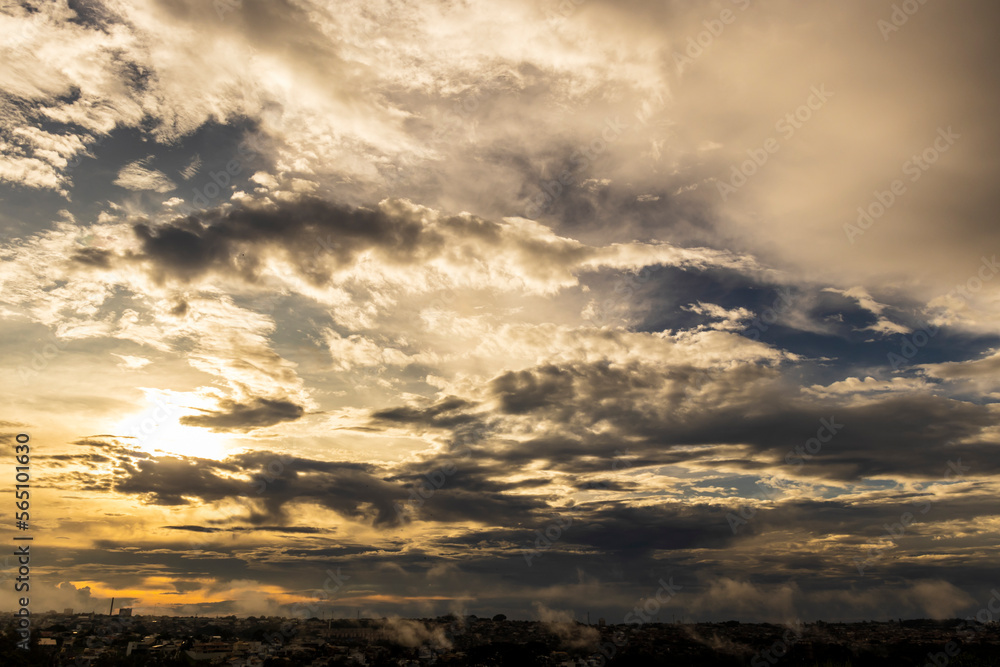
90,443,560,529
70,246,113,268
71,348,982,543
573,478,638,492
248,450,553,527
281,546,399,558
252,468,406,527
518,146,722,248
663,393,1000,482
169,299,188,316
403,359,1000,484
440,502,740,556
202,452,413,527
118,194,651,295
164,525,323,534
42,449,1000,622
364,446,555,524
732,492,1000,545
65,0,116,32
131,197,433,285
491,365,577,415
179,397,305,432
65,544,251,580
370,396,477,428
568,503,739,553
114,455,248,505
235,525,323,533
164,525,219,533
105,449,405,524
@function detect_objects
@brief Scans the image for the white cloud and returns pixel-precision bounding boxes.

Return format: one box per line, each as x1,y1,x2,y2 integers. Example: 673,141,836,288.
114,159,177,193
684,302,754,331
804,376,931,398
179,154,202,180
111,353,152,370
250,171,279,189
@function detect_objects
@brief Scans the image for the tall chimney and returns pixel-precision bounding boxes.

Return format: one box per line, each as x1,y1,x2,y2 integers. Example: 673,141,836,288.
109,597,115,616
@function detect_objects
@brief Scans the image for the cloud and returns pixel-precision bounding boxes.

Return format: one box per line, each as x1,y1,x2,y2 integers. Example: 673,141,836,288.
179,397,306,432
3,0,1000,624
104,448,412,526
125,196,759,296
370,396,477,429
179,154,202,180
113,454,248,506
114,158,177,193
824,287,911,336
1,0,997,319
111,353,151,370
684,301,754,331
920,349,1000,381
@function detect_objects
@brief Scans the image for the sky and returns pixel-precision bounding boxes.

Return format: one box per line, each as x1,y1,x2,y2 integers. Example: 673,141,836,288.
1,0,1000,625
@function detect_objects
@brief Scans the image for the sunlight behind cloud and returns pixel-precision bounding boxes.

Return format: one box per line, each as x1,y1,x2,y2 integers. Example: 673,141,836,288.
115,390,232,460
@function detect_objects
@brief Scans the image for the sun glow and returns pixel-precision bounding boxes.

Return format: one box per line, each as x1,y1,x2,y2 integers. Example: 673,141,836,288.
115,390,231,459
